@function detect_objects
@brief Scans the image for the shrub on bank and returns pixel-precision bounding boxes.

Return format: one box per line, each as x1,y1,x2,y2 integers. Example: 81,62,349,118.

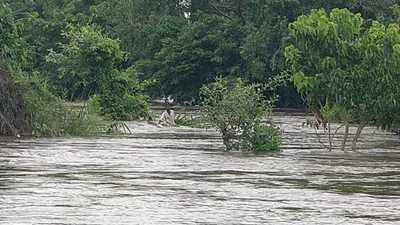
18,74,105,137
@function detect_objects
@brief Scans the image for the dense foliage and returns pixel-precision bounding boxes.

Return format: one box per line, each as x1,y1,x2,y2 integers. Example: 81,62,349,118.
97,68,150,121
140,15,244,101
285,8,400,150
0,3,105,137
0,4,28,71
44,24,150,121
46,25,126,100
2,0,400,139
3,0,400,105
18,74,104,137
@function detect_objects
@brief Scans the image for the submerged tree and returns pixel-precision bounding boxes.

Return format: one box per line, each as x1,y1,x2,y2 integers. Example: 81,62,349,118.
285,8,400,150
200,78,281,152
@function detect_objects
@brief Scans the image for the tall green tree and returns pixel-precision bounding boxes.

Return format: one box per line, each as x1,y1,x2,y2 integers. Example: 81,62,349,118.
6,0,399,108
46,25,125,99
5,0,98,72
0,4,32,137
285,8,400,150
92,0,187,63
0,4,28,71
187,0,354,106
139,14,244,101
47,24,150,120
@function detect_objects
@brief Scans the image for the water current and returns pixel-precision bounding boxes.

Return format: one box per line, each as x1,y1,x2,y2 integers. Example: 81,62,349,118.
1,116,399,224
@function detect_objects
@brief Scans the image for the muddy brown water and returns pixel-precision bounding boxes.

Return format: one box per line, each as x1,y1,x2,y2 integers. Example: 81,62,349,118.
0,116,399,225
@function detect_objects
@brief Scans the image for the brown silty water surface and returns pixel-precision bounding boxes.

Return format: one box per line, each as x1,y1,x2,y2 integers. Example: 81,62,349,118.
0,115,399,225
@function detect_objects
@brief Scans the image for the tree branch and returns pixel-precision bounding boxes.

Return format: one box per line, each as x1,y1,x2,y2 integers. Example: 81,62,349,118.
208,2,233,20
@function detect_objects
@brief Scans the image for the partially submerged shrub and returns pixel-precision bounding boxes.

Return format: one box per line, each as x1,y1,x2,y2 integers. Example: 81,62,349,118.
63,103,106,137
200,78,280,152
99,91,149,121
98,70,149,121
248,124,281,152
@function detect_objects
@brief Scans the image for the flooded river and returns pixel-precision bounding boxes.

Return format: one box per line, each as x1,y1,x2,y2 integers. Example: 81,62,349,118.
1,116,399,224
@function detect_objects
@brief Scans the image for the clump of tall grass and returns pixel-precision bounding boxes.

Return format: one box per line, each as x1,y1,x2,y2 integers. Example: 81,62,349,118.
17,74,106,137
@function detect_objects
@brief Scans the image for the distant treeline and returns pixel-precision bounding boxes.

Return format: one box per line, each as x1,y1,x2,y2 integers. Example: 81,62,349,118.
2,0,398,107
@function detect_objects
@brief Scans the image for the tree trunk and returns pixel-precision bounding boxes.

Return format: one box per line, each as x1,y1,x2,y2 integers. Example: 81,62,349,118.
351,123,366,151
341,122,349,151
221,128,232,151
328,122,332,151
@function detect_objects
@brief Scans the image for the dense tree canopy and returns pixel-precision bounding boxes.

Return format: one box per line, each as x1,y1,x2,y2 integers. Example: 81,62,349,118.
2,0,400,107
0,4,28,71
285,8,400,149
139,14,244,100
0,5,31,136
92,0,187,62
46,25,126,99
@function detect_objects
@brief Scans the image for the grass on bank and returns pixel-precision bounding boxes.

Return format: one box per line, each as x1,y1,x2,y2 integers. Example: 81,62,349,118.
17,75,107,137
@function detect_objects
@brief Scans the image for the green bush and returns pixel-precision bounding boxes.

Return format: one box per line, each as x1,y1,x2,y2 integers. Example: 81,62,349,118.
19,74,65,137
87,95,102,115
200,78,281,152
98,72,149,121
175,115,205,128
62,104,106,137
250,124,282,152
99,92,149,121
